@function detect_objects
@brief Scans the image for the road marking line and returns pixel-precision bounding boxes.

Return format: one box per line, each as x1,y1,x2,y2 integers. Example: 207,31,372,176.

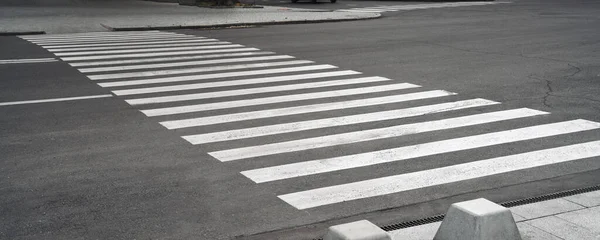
98,64,337,87
42,39,220,49
0,58,58,64
0,94,113,106
48,41,227,52
183,99,502,145
26,33,188,43
68,52,275,67
60,48,260,61
79,55,295,73
240,119,599,185
278,139,600,209
141,78,401,116
117,70,360,97
32,36,203,46
19,30,163,39
338,9,388,13
224,107,544,163
54,44,244,57
88,60,313,80
127,76,395,105
159,90,455,129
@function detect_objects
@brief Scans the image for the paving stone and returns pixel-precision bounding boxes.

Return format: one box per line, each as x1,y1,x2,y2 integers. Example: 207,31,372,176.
517,222,563,240
555,206,600,235
510,199,584,220
525,216,600,240
564,191,600,207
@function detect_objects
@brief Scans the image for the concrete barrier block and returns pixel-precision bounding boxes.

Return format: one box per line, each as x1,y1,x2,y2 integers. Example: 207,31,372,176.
434,198,522,240
324,220,391,240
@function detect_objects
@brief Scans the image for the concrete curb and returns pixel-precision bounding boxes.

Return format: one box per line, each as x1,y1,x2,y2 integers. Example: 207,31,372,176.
100,14,381,31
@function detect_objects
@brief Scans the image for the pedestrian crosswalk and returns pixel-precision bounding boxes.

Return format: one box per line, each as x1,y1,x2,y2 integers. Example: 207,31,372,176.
336,1,504,14
21,31,600,211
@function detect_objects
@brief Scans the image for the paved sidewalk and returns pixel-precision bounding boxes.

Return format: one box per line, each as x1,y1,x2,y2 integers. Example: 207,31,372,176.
389,190,600,240
0,0,378,34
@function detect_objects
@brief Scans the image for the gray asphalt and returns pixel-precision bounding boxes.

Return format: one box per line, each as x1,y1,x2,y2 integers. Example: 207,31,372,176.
2,0,600,239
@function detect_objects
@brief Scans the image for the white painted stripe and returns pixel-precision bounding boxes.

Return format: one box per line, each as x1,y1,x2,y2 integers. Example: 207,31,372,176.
98,64,337,87
43,39,219,49
0,94,113,106
60,47,260,61
48,41,226,52
278,139,600,209
240,120,599,187
229,108,544,164
25,33,183,41
353,8,399,11
33,36,202,46
140,75,393,115
116,70,360,97
88,60,312,80
338,9,388,13
20,30,163,39
79,55,295,73
28,35,193,45
68,52,275,67
184,99,503,145
160,90,455,129
0,58,58,64
127,76,393,105
27,33,188,43
54,44,244,57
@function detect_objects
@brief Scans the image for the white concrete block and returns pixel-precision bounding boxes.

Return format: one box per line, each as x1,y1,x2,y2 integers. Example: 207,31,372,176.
324,220,391,240
433,198,522,240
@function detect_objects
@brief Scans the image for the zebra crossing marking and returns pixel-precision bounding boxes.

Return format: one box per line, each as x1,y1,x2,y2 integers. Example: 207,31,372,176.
128,76,395,106
142,81,414,117
240,120,598,182
115,70,360,97
22,31,600,212
278,140,600,209
159,90,454,129
78,55,296,73
213,108,548,162
99,64,337,87
183,99,502,145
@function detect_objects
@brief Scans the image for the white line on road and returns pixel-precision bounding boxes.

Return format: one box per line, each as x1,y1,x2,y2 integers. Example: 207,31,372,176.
127,76,395,105
183,99,502,145
19,30,163,39
47,41,227,52
26,33,190,43
278,139,600,209
240,119,599,185
68,52,275,67
98,64,337,87
0,94,113,106
159,90,456,129
32,36,204,46
0,58,58,64
60,47,260,61
54,44,244,57
215,105,542,162
88,60,313,80
79,55,295,73
114,70,359,97
42,38,220,49
141,79,406,116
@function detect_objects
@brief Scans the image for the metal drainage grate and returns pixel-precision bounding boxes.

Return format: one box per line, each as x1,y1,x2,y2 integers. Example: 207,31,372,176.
379,184,600,232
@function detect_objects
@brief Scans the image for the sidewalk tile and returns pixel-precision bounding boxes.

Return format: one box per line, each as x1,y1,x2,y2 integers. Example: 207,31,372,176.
564,191,600,207
388,222,440,240
517,222,563,240
512,211,526,222
510,198,584,220
525,216,600,240
555,206,600,235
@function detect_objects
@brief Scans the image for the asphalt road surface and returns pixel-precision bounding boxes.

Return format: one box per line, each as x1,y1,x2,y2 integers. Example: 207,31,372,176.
2,0,600,239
